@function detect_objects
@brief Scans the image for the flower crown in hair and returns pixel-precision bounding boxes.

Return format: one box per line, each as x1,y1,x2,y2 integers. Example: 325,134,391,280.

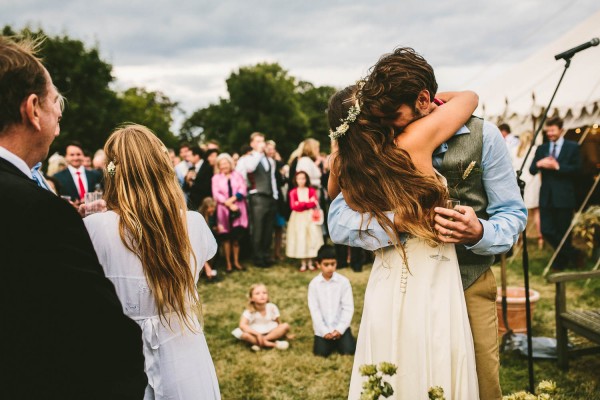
329,100,361,141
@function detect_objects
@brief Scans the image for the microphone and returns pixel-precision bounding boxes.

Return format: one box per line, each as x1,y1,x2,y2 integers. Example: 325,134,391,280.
554,37,599,60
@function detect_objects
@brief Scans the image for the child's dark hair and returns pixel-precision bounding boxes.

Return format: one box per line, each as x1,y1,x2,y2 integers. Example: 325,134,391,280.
316,245,336,262
293,170,311,187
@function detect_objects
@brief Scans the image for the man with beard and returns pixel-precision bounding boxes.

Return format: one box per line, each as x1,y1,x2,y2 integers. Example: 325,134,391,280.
328,47,526,400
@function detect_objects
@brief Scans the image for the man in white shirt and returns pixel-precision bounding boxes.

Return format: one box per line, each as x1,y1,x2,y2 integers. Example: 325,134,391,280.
308,245,356,357
175,142,193,186
499,123,519,152
237,132,278,267
53,141,101,202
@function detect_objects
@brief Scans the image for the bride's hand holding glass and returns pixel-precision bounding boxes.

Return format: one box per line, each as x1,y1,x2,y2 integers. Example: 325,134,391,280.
430,199,460,261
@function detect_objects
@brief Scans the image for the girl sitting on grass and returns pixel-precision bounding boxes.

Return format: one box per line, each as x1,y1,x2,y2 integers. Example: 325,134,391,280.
232,283,292,351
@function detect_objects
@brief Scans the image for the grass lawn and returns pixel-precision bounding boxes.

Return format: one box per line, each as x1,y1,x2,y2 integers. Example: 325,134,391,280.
199,241,600,399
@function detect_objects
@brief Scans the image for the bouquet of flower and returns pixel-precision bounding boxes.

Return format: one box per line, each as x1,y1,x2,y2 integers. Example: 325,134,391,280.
428,386,445,400
502,380,558,400
359,363,397,400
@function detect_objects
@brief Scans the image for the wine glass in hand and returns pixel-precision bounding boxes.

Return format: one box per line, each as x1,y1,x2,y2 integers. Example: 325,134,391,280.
430,199,460,261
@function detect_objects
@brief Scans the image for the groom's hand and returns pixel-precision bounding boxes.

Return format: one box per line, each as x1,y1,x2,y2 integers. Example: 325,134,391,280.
434,205,483,245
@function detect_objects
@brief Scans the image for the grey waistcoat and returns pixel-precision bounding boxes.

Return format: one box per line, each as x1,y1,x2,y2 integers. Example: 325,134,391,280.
250,158,273,196
438,116,494,290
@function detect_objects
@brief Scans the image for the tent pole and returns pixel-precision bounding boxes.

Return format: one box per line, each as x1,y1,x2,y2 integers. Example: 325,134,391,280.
542,173,600,276
516,56,573,393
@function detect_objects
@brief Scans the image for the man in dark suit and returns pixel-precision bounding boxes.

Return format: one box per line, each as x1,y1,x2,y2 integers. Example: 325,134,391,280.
530,117,582,270
0,35,146,399
53,141,102,202
187,148,218,210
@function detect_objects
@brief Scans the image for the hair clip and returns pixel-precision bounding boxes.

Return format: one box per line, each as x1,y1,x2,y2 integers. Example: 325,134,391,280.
107,161,116,177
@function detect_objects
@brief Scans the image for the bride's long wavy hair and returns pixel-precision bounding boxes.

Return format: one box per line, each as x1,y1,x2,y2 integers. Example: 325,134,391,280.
103,124,199,330
328,85,447,249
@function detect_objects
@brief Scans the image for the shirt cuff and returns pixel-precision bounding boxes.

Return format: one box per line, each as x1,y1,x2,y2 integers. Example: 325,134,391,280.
316,326,331,337
464,218,493,252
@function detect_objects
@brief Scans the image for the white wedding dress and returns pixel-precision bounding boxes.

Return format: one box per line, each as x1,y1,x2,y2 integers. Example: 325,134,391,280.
348,191,479,399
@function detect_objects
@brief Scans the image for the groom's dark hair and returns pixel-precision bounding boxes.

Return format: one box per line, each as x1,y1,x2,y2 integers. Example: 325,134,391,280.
361,47,437,120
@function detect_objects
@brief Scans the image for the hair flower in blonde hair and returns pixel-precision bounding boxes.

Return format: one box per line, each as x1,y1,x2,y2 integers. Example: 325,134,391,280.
329,102,361,141
107,161,116,177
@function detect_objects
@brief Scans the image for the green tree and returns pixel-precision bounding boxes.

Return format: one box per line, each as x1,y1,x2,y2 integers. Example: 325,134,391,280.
2,26,122,154
296,81,336,150
182,63,336,157
117,87,180,148
3,26,179,154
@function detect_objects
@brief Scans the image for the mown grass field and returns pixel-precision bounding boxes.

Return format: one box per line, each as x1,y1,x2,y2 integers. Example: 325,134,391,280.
199,240,600,399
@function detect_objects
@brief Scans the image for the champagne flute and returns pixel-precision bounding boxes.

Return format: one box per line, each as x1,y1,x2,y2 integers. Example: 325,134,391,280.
430,198,460,261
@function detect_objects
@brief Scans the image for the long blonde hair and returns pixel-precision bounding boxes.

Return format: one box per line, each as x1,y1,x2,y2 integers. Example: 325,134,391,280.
103,124,199,329
300,138,320,160
517,130,533,158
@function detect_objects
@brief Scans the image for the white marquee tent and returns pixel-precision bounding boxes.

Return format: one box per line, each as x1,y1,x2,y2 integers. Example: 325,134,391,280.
475,9,600,133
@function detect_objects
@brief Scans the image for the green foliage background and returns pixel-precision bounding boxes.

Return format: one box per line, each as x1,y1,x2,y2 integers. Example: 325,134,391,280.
3,26,181,155
181,63,336,156
3,26,336,159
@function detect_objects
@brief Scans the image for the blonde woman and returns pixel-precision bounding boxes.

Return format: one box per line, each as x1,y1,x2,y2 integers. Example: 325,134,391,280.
295,138,322,189
83,125,220,399
212,153,249,272
511,130,543,247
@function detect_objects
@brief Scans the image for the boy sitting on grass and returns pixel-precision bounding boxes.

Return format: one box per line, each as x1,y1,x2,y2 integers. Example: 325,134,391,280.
308,245,356,357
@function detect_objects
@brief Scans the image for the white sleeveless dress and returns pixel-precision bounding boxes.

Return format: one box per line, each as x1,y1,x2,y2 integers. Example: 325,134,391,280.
84,211,221,400
348,176,479,399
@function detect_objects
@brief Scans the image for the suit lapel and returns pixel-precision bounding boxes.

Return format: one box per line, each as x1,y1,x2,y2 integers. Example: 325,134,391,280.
556,140,571,163
61,170,80,199
85,170,96,191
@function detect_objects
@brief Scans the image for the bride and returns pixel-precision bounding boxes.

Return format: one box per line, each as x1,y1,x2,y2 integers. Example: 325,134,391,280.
328,83,480,399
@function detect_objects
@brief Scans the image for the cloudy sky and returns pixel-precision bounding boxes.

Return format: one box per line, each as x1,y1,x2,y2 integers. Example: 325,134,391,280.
3,0,599,122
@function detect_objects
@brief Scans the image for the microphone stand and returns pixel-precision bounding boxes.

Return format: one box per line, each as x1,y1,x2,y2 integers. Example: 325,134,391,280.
515,56,572,393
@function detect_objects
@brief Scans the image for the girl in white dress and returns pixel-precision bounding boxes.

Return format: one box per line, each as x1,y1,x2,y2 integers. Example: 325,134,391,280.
328,83,480,399
232,284,292,351
83,124,221,400
286,171,325,271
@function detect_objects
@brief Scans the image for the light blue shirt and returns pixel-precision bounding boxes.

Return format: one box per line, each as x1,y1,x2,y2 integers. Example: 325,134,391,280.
31,162,55,192
328,121,527,256
549,136,564,158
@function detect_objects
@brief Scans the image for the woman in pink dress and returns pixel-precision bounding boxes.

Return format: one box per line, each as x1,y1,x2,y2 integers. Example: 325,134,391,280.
212,153,249,272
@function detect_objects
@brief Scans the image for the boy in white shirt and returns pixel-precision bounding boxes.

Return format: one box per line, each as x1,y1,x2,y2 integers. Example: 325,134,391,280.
308,245,356,357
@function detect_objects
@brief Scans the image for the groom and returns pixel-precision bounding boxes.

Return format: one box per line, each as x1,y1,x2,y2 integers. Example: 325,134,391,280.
328,48,527,400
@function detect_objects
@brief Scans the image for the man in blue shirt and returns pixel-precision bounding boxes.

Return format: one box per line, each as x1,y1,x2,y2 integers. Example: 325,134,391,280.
328,48,527,400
